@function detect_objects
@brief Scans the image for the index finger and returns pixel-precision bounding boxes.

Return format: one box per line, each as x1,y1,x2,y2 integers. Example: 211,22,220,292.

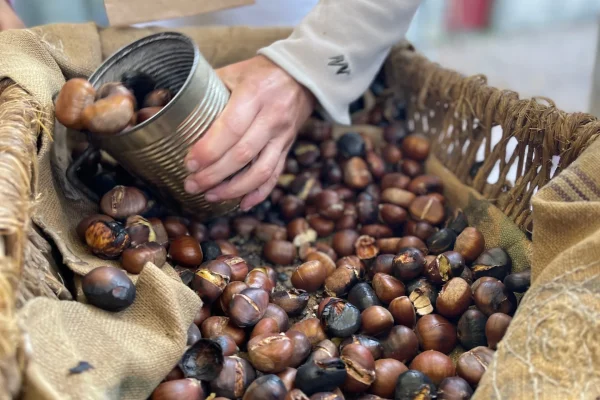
184,80,261,173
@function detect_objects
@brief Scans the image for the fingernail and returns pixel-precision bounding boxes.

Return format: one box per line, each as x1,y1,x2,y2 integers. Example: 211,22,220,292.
184,179,200,194
185,159,199,173
204,193,219,202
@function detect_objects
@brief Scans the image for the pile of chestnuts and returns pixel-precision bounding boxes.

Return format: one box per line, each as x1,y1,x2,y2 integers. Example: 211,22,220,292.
68,70,532,400
55,71,172,135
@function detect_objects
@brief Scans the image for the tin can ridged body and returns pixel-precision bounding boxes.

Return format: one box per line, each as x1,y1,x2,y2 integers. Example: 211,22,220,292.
86,32,238,220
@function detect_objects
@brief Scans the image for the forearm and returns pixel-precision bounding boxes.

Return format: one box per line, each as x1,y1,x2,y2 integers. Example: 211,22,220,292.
258,0,422,125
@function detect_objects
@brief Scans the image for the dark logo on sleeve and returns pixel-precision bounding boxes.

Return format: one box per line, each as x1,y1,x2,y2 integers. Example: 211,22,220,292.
328,55,350,75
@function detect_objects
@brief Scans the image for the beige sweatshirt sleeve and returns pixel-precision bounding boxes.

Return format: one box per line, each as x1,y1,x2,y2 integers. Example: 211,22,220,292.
258,0,422,125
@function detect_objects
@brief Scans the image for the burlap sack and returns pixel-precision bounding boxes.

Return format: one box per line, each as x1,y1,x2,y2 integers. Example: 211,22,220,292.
0,21,598,400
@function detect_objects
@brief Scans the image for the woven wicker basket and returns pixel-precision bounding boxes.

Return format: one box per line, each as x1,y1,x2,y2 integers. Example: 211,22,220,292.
0,28,599,399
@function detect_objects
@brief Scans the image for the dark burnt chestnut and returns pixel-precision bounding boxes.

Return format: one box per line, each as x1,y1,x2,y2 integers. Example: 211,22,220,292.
393,247,426,281
416,314,457,354
381,326,419,364
199,241,222,262
485,313,512,350
383,121,407,145
472,247,512,281
426,229,457,255
295,358,348,396
243,374,288,400
321,160,343,185
473,278,517,316
81,266,136,311
207,218,231,241
446,209,468,234
320,298,362,338
337,132,366,159
409,350,455,386
211,356,255,399
100,185,148,220
179,338,224,381
85,220,131,259
281,195,306,221
394,369,436,400
229,287,269,327
437,376,473,400
456,346,495,387
347,282,381,311
503,269,531,293
339,335,384,361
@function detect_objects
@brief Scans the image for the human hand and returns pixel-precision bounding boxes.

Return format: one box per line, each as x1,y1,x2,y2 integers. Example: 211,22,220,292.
0,0,24,31
183,55,315,211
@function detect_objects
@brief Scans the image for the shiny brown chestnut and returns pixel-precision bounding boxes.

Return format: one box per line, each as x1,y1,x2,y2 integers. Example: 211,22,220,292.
315,190,345,220
85,220,131,259
255,223,288,242
211,356,255,399
503,269,531,293
397,236,428,254
343,157,372,189
264,303,290,332
192,260,231,303
289,318,327,346
216,255,249,282
485,313,512,350
456,346,495,387
454,227,485,262
375,238,402,256
271,289,310,317
401,134,430,161
401,159,423,177
473,278,517,316
340,344,376,392
415,314,457,354
264,240,297,265
381,188,415,208
332,229,360,258
361,306,394,337
307,339,339,364
193,304,211,327
220,281,248,314
381,173,411,191
457,309,488,350
378,204,408,227
281,196,306,221
435,277,472,318
409,195,445,225
150,378,204,400
216,240,238,256
82,93,135,135
169,236,203,268
277,368,298,392
369,358,408,398
360,224,394,239
201,316,246,346
407,175,443,195
372,273,406,304
229,287,269,327
212,335,238,357
121,242,167,274
370,254,395,278
305,251,337,277
248,333,294,373
307,214,336,237
324,262,361,298
404,220,437,241
382,145,403,165
291,260,327,292
243,374,288,400
286,330,312,368
409,350,455,386
163,216,189,239
245,267,275,292
339,335,384,361
143,88,172,108
381,326,419,364
55,78,96,130
388,296,416,328
437,376,473,400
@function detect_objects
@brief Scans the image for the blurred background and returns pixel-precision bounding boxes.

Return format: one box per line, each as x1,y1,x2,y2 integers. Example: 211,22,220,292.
8,0,600,116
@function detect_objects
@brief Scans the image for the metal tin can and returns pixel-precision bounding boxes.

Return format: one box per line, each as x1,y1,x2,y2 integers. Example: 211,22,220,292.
86,31,237,220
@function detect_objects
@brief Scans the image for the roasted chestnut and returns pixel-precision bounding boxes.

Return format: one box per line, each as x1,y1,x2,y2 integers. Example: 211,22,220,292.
453,227,485,262
393,247,426,281
55,78,96,130
394,369,436,400
81,266,136,311
289,318,327,346
388,296,416,328
435,277,472,318
503,269,531,293
456,346,495,387
247,333,294,373
320,298,361,338
163,216,189,239
347,282,381,311
305,251,337,277
212,335,238,357
472,278,517,316
324,263,361,298
82,94,135,135
150,378,204,400
409,196,445,225
457,309,488,350
401,134,430,161
271,289,310,317
425,229,457,255
292,260,327,292
121,242,167,274
243,374,288,400
332,229,360,258
264,240,297,265
485,313,512,350
340,344,376,392
409,350,455,386
372,273,406,304
339,335,384,361
471,248,512,281
369,358,408,398
344,157,372,189
143,88,172,108
169,236,203,268
437,376,473,400
211,356,256,399
381,326,419,364
201,316,246,346
415,314,457,354
76,214,114,242
85,220,131,259
192,260,231,303
179,338,224,380
424,251,465,285
360,306,394,337
295,358,347,396
337,132,366,159
286,330,312,368
229,287,269,327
